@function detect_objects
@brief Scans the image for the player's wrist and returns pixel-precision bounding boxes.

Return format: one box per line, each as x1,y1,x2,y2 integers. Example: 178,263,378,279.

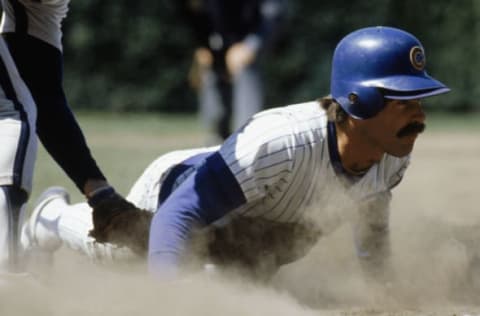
87,186,116,208
83,179,110,198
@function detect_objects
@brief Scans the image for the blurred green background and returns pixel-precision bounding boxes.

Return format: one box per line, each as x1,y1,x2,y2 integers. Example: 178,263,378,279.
31,112,480,206
7,0,479,204
62,0,480,113
31,114,207,203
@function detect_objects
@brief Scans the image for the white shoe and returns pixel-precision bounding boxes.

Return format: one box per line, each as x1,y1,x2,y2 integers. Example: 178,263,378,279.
22,187,70,269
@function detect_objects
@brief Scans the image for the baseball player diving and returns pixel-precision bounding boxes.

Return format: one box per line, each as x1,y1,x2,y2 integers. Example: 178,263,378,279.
21,27,450,283
0,0,147,273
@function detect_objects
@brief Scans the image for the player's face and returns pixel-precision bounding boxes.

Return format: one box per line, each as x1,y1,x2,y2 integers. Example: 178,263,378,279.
360,99,426,157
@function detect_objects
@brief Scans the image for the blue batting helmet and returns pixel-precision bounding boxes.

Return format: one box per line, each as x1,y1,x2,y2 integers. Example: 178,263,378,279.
330,26,450,119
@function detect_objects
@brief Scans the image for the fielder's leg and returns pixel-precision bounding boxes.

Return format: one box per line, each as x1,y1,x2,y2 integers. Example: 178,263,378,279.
23,187,138,266
0,186,28,272
199,68,227,143
0,37,38,273
232,63,263,131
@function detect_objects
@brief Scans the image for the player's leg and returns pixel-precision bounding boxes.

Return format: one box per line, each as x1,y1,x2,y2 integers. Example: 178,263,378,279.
0,187,28,272
198,67,228,143
22,187,138,265
126,147,217,212
232,62,263,131
2,1,110,196
20,187,67,273
0,39,37,273
216,69,233,139
3,31,109,195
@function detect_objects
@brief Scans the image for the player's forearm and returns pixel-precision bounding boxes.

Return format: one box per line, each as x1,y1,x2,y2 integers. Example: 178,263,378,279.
37,104,106,193
148,152,246,279
148,173,206,277
356,226,393,284
148,209,201,279
354,192,393,284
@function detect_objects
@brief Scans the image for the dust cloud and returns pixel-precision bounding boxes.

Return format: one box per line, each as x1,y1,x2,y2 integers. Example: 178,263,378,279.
2,132,480,316
1,252,320,316
274,132,480,314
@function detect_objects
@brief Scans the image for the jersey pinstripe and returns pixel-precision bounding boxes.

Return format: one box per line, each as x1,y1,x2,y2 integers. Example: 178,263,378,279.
1,0,70,50
122,100,411,257
135,100,409,235
128,100,410,232
24,101,410,265
217,101,409,231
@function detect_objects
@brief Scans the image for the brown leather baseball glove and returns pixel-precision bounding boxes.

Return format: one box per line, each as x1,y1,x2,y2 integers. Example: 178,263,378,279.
88,189,153,257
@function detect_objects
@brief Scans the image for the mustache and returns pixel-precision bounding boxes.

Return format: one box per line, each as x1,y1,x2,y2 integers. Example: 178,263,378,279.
396,121,426,138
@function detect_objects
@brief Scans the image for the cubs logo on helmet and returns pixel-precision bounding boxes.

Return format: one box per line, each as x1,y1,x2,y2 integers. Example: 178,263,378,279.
330,26,450,119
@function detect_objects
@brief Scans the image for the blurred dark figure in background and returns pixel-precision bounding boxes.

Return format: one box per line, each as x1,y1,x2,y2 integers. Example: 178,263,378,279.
183,0,287,141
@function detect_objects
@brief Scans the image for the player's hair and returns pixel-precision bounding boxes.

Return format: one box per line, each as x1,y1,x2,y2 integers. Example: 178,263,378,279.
319,96,348,124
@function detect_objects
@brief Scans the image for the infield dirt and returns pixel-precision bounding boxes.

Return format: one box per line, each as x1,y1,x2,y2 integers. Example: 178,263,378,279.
1,131,479,316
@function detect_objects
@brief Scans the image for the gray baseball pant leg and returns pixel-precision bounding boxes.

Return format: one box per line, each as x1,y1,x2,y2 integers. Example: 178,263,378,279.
232,63,263,131
0,186,28,272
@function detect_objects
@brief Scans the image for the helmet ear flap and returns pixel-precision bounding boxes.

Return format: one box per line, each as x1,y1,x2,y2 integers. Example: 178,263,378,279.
335,84,384,119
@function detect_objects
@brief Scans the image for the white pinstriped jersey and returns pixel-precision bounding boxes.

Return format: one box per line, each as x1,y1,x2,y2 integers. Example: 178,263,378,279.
132,101,409,236
140,100,410,276
1,0,70,50
23,101,410,268
215,101,409,231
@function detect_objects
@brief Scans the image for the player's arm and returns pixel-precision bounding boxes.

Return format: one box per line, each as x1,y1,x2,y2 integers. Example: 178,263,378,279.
148,113,296,279
353,191,393,285
2,10,107,194
353,157,410,285
148,152,246,279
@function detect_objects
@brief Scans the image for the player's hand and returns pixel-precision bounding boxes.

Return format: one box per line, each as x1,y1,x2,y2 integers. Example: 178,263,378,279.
88,191,153,256
188,47,213,90
225,42,256,76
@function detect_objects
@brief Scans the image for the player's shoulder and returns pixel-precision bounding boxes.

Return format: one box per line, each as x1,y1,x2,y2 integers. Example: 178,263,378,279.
238,101,324,137
254,100,325,118
226,101,326,161
160,145,220,162
250,100,327,131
